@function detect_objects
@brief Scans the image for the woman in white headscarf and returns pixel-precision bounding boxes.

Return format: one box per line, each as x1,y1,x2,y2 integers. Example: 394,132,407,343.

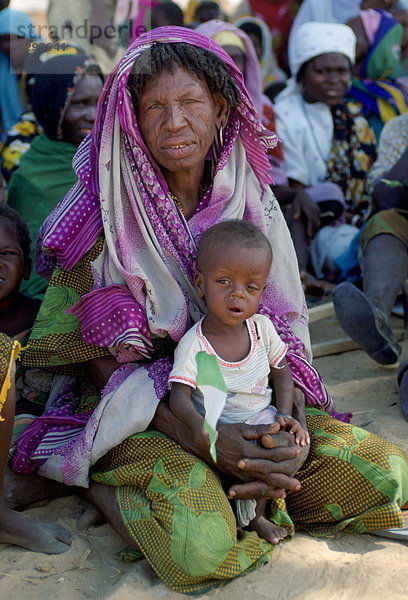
274,21,378,283
287,0,399,75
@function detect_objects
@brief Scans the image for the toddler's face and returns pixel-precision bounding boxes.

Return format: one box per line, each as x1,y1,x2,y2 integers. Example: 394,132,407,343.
0,220,29,304
195,243,271,328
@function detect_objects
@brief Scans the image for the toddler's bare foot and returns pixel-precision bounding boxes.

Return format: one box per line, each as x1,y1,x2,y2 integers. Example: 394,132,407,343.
0,503,72,554
251,514,288,545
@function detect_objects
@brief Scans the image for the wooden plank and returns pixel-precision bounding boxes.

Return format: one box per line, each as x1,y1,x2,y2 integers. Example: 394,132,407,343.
308,301,335,324
312,337,359,358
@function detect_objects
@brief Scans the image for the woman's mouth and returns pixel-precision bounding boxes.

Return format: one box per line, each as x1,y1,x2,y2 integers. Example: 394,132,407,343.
162,142,194,158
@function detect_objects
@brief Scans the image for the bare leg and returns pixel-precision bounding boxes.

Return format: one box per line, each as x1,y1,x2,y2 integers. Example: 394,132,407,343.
250,498,288,545
80,482,142,551
363,234,408,318
0,369,71,553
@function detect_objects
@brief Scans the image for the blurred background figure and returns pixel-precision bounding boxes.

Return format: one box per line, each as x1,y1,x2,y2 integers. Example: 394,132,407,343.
347,7,408,138
151,1,184,28
7,53,103,298
274,21,378,293
184,0,224,26
0,7,40,143
47,0,137,73
1,42,86,182
234,15,286,90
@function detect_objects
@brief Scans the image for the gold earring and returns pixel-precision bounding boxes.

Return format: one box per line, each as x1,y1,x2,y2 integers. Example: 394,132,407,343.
219,126,224,147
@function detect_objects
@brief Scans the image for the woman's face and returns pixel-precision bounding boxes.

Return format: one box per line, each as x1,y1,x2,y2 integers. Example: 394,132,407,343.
222,45,246,76
137,65,228,177
61,73,103,147
302,53,351,107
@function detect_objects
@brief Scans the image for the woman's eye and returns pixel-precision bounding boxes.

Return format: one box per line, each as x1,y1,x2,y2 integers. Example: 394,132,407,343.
217,279,229,285
1,250,17,255
248,285,259,292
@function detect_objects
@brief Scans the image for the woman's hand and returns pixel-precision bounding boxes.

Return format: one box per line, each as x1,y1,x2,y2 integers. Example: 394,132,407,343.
153,402,307,500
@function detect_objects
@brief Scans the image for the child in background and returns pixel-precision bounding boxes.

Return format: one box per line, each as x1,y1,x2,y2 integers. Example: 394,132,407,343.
169,220,309,545
0,205,71,553
0,205,41,336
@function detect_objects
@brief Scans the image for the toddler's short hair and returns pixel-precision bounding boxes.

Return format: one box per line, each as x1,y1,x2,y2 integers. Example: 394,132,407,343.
197,219,272,269
0,204,31,262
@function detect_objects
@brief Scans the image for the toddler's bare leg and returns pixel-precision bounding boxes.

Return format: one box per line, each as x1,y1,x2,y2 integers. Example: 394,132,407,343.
250,498,288,545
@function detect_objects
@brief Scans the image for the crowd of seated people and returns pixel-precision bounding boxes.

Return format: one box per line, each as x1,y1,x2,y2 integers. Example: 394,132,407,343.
0,0,407,593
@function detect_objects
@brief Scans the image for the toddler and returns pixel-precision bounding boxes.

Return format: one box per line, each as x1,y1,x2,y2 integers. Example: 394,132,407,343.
169,220,309,545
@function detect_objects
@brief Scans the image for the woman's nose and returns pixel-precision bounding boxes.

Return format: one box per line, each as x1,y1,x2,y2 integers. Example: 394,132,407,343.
164,105,185,130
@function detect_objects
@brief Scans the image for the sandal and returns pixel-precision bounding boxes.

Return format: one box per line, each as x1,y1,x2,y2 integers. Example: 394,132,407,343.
333,282,401,365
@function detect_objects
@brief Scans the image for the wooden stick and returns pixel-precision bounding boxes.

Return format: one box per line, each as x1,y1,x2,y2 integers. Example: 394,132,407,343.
308,302,335,324
312,337,360,358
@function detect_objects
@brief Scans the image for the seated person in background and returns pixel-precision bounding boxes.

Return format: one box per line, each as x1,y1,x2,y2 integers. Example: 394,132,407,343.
1,42,87,183
274,22,377,290
334,111,408,367
169,220,309,546
151,1,184,29
234,15,286,91
0,7,40,143
347,8,408,139
7,53,103,299
0,204,71,553
0,205,40,337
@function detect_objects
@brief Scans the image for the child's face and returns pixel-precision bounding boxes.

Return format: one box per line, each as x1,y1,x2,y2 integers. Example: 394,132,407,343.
0,220,29,304
195,242,271,328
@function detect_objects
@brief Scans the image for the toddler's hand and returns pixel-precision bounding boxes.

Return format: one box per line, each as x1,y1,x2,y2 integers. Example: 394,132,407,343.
276,415,310,447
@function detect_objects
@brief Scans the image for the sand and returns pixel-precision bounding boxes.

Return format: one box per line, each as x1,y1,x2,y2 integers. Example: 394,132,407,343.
2,318,408,600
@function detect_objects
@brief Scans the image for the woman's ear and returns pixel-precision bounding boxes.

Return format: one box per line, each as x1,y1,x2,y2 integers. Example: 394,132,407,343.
194,271,204,297
213,92,230,130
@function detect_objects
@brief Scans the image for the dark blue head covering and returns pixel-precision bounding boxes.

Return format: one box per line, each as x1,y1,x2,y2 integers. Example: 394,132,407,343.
31,53,102,141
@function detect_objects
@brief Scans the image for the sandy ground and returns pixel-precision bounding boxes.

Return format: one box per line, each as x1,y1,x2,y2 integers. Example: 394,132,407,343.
2,316,408,600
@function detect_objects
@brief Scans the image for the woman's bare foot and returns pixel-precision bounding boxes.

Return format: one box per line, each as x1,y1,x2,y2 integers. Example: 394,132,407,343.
251,514,288,545
0,503,72,554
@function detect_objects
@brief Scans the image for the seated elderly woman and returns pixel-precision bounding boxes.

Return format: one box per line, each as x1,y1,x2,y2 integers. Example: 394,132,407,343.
274,21,378,286
6,28,408,594
7,53,103,299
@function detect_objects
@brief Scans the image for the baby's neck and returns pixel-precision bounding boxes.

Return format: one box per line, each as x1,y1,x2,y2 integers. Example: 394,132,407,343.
201,316,251,363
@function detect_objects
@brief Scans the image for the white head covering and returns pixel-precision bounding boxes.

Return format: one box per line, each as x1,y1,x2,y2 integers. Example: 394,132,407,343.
287,0,360,74
291,21,356,77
